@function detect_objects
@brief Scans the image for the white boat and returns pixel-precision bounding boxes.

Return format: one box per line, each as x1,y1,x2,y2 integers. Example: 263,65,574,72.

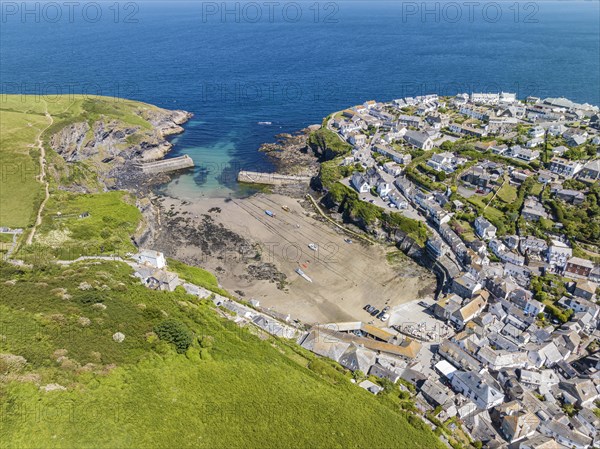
295,268,313,283
258,121,272,125
308,243,318,251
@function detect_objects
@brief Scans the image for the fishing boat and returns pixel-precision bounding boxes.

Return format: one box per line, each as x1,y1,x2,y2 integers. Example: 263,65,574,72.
295,268,313,283
258,121,272,125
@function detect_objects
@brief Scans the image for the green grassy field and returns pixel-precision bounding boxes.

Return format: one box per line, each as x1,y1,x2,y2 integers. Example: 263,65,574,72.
496,182,517,204
0,97,50,227
20,190,142,261
0,95,164,229
0,261,444,449
167,258,232,298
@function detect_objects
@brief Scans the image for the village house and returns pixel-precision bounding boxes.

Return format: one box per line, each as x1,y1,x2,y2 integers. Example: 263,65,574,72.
348,132,367,147
520,236,548,258
372,143,411,165
539,420,592,449
426,237,444,259
525,137,544,148
376,181,392,197
136,267,179,292
425,113,450,129
548,157,583,178
351,173,371,193
474,216,497,240
397,114,422,128
419,378,455,411
449,123,488,138
451,370,504,409
459,105,489,121
575,408,600,441
573,280,598,301
521,197,549,222
368,363,401,384
462,165,498,190
566,133,588,147
497,404,540,443
471,92,500,105
451,295,487,328
529,126,545,139
382,161,402,176
555,188,585,205
577,159,600,183
427,152,465,174
490,144,509,155
528,341,564,368
547,240,572,269
452,272,483,299
511,146,541,162
339,343,377,373
560,378,600,408
403,130,434,150
138,249,167,269
438,339,482,372
564,257,594,279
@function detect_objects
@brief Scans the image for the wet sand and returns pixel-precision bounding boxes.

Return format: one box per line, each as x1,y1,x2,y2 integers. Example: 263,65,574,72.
158,193,436,326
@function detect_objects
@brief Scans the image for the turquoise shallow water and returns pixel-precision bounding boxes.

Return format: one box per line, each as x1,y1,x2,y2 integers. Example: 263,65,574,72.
1,1,599,198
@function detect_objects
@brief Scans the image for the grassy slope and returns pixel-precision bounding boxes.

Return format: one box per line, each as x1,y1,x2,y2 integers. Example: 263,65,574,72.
0,95,158,229
0,261,443,449
20,190,142,261
1,98,444,449
167,258,232,298
0,98,49,227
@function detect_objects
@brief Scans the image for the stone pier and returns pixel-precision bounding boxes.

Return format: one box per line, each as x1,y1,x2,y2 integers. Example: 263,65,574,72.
137,155,194,174
237,170,312,185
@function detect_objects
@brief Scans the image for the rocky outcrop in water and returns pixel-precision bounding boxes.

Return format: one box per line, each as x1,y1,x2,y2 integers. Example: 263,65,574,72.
258,126,321,176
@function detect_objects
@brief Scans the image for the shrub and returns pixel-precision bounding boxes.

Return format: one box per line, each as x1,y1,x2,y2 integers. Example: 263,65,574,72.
143,307,164,320
78,290,105,305
154,319,193,354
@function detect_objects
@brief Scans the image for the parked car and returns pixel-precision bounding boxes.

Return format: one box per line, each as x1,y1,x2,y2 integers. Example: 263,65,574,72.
376,311,386,320
382,306,390,313
370,309,380,317
366,306,375,314
308,243,318,251
380,313,390,321
363,304,371,311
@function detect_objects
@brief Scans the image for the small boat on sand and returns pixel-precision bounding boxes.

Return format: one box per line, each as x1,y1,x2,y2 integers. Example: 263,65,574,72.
265,210,275,217
295,268,313,283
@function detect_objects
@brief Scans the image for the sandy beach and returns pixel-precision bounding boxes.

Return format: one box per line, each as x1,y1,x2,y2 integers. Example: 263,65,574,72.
153,192,436,326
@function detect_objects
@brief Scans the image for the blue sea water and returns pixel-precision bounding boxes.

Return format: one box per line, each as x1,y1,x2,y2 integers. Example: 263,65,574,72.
1,1,599,198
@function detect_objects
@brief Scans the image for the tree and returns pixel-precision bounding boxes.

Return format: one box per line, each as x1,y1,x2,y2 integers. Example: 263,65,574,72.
440,140,454,151
154,319,193,354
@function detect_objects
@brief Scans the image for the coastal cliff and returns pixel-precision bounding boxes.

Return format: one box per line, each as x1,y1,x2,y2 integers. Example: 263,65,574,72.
50,107,191,164
45,98,192,193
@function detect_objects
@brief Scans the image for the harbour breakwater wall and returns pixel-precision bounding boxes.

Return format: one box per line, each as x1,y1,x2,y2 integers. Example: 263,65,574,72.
237,171,312,186
137,155,194,174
